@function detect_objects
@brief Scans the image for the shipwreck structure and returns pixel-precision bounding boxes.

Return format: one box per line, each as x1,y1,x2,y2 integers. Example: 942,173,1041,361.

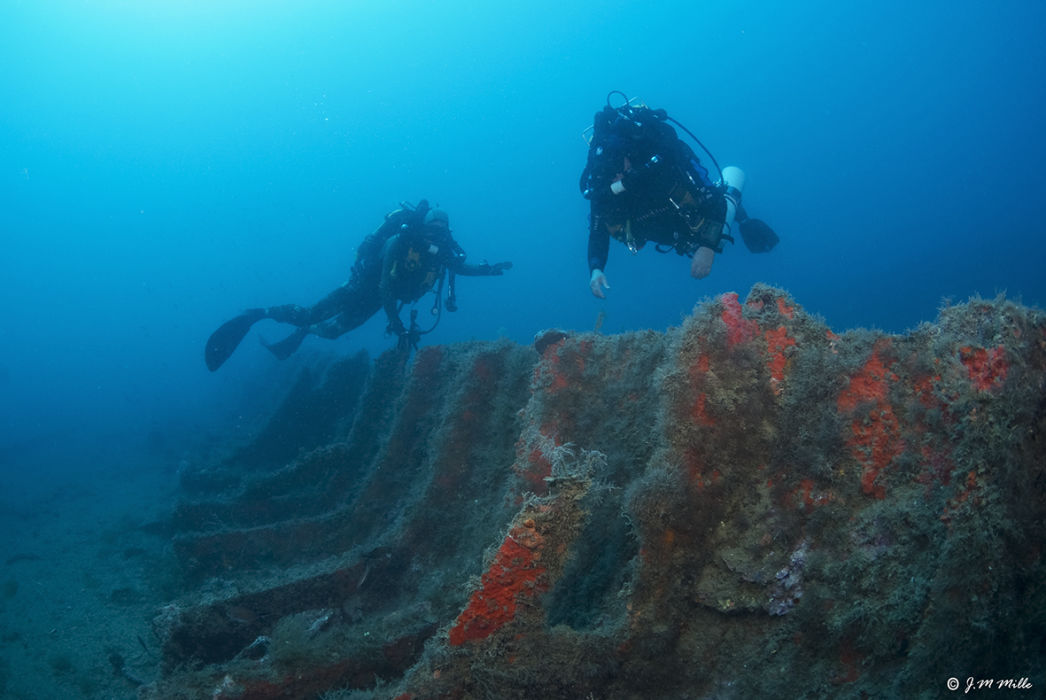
143,285,1045,698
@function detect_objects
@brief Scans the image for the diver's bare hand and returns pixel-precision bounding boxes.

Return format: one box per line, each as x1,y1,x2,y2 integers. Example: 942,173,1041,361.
589,269,610,298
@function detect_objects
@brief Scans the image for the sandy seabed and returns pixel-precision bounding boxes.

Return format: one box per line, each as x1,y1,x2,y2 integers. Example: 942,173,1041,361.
0,438,180,699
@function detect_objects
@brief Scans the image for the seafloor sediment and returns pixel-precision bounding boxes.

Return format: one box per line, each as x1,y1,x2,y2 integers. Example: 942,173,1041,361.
141,284,1045,699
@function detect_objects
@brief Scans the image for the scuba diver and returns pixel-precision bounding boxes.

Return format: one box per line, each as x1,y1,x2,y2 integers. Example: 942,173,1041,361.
204,200,512,371
580,91,779,298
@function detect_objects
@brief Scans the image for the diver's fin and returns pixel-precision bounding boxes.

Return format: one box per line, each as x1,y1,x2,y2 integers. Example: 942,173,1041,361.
204,309,265,372
261,327,309,361
739,218,779,253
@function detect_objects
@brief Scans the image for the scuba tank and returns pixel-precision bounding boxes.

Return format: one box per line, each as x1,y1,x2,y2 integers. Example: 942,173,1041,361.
720,166,745,245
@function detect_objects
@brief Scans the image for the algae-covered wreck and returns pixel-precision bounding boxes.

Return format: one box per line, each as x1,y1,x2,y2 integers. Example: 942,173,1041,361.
143,285,1045,699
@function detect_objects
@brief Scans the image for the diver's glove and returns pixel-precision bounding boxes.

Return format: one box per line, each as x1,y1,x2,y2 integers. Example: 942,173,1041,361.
386,318,407,338
690,246,715,279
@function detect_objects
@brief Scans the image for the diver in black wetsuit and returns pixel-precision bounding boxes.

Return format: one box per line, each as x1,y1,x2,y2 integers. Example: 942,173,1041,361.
204,201,511,371
580,91,779,298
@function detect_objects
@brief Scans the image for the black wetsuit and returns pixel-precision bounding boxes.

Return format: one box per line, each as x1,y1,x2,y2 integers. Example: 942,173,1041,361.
581,106,727,274
203,206,509,370
265,210,501,342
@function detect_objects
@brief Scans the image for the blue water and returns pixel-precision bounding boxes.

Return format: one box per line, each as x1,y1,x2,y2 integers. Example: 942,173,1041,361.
2,1,1045,488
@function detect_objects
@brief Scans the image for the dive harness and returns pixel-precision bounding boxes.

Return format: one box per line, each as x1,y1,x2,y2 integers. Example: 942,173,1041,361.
596,91,734,258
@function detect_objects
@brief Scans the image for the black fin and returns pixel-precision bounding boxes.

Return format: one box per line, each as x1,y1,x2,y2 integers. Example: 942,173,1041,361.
261,327,309,361
739,218,780,253
204,310,265,372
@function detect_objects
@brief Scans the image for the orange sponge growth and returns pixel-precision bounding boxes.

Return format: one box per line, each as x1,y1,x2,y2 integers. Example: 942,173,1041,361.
959,345,1008,391
720,293,759,347
837,346,895,413
448,523,547,646
837,344,904,499
764,325,797,395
